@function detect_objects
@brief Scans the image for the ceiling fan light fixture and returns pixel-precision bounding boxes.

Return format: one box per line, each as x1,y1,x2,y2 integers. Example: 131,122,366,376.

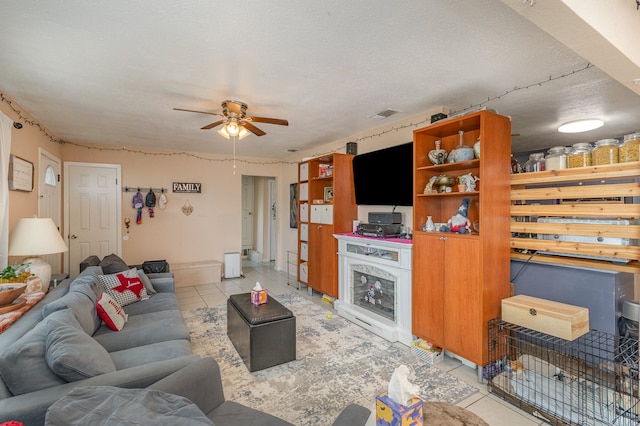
558,119,604,133
217,124,250,140
226,120,240,136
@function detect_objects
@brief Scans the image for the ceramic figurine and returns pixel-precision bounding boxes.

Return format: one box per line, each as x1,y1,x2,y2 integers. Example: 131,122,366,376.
458,173,479,192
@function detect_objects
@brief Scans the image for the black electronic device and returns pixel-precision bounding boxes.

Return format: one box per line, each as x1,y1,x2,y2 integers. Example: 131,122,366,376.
352,142,413,206
368,212,402,224
356,223,402,238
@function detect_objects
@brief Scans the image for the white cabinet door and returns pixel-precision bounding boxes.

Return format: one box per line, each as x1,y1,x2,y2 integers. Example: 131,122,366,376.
310,205,323,223
300,242,309,261
300,203,309,222
299,182,309,201
299,163,309,181
300,223,309,241
321,205,334,224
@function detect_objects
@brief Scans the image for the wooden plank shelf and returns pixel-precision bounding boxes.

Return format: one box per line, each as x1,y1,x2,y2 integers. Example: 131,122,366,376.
509,162,640,273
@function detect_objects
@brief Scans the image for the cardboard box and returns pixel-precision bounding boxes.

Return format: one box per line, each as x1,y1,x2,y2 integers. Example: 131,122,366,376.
251,289,268,306
502,295,589,341
376,392,423,426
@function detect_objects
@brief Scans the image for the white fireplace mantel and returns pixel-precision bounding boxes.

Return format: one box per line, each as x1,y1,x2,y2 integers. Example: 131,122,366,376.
334,233,413,346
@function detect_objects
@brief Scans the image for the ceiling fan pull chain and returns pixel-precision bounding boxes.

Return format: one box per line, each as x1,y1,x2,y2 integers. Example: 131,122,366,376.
233,135,237,175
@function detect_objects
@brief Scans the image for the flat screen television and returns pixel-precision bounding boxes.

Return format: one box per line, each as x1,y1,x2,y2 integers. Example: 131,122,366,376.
352,142,413,206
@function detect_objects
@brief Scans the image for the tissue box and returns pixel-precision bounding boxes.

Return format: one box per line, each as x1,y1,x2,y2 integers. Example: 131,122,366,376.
251,289,268,305
376,392,423,426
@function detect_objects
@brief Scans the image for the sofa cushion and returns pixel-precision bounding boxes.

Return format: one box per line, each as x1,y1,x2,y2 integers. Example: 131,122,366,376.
123,292,180,317
137,269,157,295
96,292,128,331
109,339,192,370
99,253,129,274
45,314,116,381
79,255,101,272
93,310,189,352
0,310,73,395
69,265,104,299
44,386,214,426
42,291,101,335
100,268,149,307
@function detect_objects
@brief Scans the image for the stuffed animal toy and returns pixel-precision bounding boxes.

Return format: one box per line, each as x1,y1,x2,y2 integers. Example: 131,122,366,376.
440,198,471,234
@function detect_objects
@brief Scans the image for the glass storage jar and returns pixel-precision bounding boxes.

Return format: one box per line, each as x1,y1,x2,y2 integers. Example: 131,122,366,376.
567,142,593,168
523,152,545,173
592,138,619,165
544,146,568,170
620,132,640,163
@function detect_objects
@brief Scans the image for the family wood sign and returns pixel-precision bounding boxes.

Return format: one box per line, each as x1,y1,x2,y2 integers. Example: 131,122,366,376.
172,182,202,193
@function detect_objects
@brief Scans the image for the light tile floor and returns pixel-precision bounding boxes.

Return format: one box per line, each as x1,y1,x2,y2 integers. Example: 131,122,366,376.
176,260,547,426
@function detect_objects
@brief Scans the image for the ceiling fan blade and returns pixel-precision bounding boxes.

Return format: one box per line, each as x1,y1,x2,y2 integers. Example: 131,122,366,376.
173,107,221,116
243,121,266,136
249,116,289,126
201,119,226,130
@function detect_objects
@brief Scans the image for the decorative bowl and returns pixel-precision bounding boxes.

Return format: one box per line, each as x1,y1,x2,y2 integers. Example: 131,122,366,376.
434,175,455,192
0,284,27,306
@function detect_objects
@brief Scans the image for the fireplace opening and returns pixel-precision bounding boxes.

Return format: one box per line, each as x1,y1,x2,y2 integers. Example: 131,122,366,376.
351,268,396,322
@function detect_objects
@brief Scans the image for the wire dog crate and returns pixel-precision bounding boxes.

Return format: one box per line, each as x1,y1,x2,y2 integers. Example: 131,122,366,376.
486,319,639,426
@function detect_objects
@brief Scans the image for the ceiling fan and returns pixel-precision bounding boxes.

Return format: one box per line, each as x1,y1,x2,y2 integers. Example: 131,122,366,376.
174,100,288,139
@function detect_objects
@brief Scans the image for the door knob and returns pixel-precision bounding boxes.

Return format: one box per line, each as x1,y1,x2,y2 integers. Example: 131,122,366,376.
70,234,78,239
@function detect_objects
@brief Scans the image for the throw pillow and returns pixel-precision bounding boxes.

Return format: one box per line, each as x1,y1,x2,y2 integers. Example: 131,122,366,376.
45,386,214,426
0,310,75,395
42,291,101,335
45,317,116,381
99,253,129,274
96,292,128,331
99,268,149,307
137,269,157,295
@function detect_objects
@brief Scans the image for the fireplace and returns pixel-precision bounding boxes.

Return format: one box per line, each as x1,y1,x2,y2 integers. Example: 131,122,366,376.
334,234,412,346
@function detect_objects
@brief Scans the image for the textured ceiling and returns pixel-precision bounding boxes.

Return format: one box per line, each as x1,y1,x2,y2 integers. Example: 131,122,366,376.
1,0,639,158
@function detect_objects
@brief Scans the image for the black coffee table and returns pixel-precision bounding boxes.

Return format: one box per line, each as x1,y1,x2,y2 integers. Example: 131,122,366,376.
226,293,296,372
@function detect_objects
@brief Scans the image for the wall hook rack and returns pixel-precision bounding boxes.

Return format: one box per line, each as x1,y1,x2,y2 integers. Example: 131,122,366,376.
123,186,166,194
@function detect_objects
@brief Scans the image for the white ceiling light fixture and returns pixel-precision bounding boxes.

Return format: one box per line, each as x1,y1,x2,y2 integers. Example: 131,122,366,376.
558,119,604,133
217,118,250,140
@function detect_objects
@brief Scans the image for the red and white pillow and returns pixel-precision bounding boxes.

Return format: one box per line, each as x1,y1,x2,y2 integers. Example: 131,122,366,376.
96,293,128,331
98,268,149,307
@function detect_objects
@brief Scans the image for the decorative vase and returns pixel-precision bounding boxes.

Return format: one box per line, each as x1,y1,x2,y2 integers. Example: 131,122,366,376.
448,131,475,163
428,140,447,165
424,216,435,232
474,137,480,159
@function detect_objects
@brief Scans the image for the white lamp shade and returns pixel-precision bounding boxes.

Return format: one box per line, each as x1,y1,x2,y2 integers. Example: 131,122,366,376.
8,217,68,256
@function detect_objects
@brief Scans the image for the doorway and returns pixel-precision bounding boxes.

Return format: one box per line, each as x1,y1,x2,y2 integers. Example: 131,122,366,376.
38,149,62,274
64,162,121,277
241,175,277,264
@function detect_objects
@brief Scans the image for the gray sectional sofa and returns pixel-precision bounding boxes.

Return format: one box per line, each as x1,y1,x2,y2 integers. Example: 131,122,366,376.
0,257,371,425
0,264,199,425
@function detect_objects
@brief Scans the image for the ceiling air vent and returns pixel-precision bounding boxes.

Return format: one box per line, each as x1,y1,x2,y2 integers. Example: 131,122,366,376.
367,109,400,120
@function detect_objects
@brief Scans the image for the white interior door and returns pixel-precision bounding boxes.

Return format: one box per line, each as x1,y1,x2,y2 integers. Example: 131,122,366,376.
64,162,121,277
241,176,254,251
38,149,62,274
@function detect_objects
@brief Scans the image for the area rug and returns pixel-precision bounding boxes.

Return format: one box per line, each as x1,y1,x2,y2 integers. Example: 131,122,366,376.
183,293,478,426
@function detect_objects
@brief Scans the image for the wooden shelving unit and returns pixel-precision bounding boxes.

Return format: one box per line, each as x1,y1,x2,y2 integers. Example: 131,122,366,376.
510,162,640,273
412,110,512,367
297,154,356,298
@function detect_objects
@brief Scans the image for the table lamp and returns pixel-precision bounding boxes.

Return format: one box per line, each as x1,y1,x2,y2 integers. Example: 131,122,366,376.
8,217,68,293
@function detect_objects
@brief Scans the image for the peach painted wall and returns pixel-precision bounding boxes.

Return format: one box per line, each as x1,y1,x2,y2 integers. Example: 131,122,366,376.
60,142,292,270
1,97,64,265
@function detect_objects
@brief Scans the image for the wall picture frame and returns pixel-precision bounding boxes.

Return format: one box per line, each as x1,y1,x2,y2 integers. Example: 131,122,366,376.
290,183,298,228
8,154,34,192
324,186,334,203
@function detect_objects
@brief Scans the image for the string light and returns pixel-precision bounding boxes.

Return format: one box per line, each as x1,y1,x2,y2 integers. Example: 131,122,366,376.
309,62,595,158
2,62,594,163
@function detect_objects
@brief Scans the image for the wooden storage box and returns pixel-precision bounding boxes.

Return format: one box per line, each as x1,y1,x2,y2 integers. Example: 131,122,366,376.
172,260,222,287
501,295,589,341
